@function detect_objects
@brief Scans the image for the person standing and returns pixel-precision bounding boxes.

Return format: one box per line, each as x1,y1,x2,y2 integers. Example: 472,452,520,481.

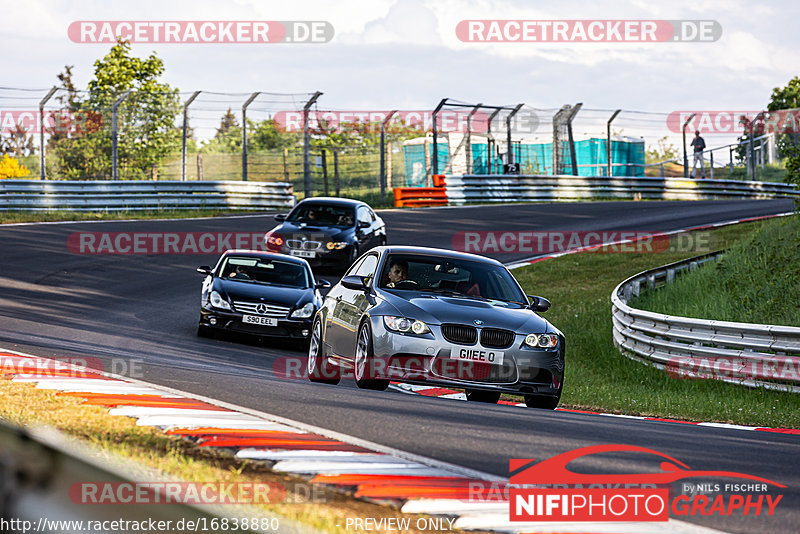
690,130,706,179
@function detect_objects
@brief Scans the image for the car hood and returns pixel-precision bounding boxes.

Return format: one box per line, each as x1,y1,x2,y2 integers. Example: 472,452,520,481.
382,291,551,333
214,278,314,308
272,222,353,241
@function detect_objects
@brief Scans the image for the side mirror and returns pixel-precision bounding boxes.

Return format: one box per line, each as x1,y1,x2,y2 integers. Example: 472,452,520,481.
274,213,287,222
341,275,369,291
315,279,332,289
527,295,551,313
197,266,213,276
357,220,370,229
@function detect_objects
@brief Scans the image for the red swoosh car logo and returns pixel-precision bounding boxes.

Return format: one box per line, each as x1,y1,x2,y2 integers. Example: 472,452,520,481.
509,444,785,487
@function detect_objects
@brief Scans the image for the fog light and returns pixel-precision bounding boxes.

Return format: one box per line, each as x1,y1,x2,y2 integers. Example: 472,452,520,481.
302,329,309,337
209,317,217,325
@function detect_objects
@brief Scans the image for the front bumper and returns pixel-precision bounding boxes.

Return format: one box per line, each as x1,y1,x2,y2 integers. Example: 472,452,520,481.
266,243,354,267
367,317,564,396
200,306,313,339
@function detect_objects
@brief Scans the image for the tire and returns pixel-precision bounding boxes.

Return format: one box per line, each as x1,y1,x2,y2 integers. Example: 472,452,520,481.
197,323,214,338
354,321,389,391
307,317,340,385
524,395,560,410
466,389,501,404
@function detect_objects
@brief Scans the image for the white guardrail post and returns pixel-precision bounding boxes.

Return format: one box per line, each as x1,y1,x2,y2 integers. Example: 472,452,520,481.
433,174,800,205
0,181,296,212
610,252,800,392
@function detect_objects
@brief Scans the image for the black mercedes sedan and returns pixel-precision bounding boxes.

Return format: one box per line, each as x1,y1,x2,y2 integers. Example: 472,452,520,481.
307,246,565,409
196,250,330,343
265,197,386,269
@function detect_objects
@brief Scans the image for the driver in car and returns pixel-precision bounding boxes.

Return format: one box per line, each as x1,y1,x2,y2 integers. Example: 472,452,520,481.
386,259,417,288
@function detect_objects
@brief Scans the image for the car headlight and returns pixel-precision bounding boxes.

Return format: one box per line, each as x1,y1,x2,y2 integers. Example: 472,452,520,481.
209,290,231,310
384,316,430,335
524,333,559,349
291,302,315,319
265,233,284,247
325,241,348,250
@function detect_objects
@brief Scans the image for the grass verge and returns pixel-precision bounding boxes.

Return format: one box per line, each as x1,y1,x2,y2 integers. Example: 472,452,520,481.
632,215,800,326
0,378,463,534
511,218,800,428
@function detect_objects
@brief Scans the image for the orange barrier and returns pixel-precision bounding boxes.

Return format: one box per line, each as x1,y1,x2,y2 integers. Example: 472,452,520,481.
393,187,447,208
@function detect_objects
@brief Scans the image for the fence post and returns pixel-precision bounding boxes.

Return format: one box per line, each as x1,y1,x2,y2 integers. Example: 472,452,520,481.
431,98,448,175
241,92,260,182
283,147,290,181
321,149,329,195
380,110,398,204
38,87,57,180
606,109,621,178
566,103,582,176
424,138,431,186
487,109,501,174
681,113,695,179
182,91,201,182
387,141,393,190
152,162,158,181
506,104,524,166
729,146,734,175
303,91,323,198
334,150,340,196
710,150,714,180
197,153,203,181
111,90,132,181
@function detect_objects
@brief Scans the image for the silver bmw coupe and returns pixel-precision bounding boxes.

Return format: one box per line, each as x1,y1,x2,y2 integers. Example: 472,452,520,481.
307,246,564,409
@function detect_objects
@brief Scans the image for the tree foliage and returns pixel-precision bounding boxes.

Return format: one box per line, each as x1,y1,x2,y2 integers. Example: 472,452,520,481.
48,39,181,179
0,154,31,179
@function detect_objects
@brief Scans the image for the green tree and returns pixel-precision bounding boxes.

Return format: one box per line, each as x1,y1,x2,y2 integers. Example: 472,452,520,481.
645,136,679,163
766,77,800,188
48,39,181,179
200,113,295,154
0,124,35,157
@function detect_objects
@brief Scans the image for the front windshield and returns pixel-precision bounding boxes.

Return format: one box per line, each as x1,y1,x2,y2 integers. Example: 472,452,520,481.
378,254,527,304
286,203,355,227
219,256,311,288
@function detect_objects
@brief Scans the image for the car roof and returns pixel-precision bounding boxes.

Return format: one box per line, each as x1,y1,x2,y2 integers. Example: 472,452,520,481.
296,197,368,208
222,249,309,266
372,246,503,266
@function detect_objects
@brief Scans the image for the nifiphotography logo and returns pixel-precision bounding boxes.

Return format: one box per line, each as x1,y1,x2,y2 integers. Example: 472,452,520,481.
509,444,784,522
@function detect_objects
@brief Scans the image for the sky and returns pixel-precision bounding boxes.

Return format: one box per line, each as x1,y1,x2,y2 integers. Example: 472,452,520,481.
2,0,799,148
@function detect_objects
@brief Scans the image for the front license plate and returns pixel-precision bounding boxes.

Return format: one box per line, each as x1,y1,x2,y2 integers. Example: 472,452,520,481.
290,250,316,258
243,315,278,326
449,346,504,365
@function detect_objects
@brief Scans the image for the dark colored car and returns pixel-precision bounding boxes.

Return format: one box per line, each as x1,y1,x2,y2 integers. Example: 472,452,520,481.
307,246,565,409
196,250,330,343
265,197,386,269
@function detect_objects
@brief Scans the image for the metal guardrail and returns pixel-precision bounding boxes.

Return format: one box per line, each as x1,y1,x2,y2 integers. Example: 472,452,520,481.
439,175,800,204
611,253,800,391
0,180,296,211
0,420,275,533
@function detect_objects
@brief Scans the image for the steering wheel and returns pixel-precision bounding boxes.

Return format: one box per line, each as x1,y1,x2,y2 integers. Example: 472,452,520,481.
392,280,419,289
